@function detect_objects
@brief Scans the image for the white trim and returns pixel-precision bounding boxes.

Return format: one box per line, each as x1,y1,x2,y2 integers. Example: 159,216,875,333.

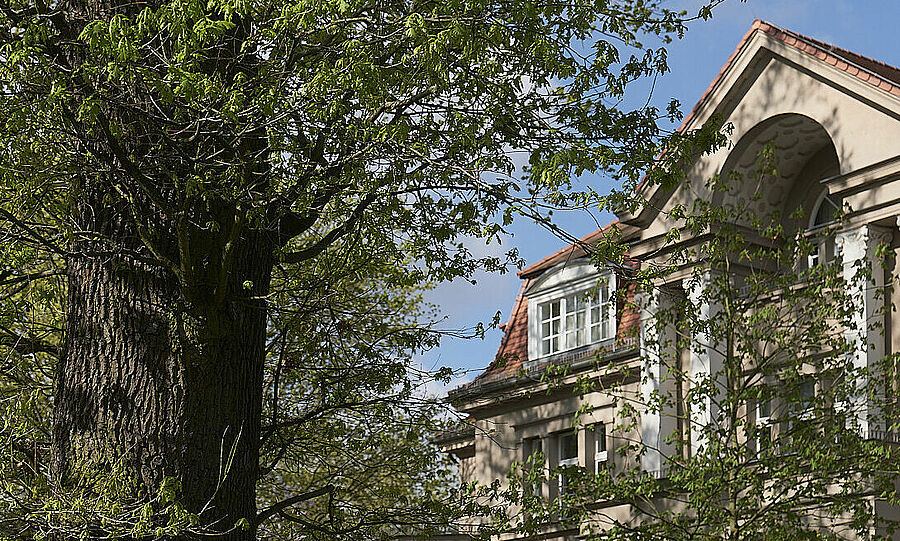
755,396,773,454
594,423,608,471
809,189,841,229
557,431,578,498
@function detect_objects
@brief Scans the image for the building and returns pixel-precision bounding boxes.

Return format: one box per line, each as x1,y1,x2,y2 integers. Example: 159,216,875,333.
441,20,900,539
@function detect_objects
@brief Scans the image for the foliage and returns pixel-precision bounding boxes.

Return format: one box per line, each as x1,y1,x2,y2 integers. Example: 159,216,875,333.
0,0,727,538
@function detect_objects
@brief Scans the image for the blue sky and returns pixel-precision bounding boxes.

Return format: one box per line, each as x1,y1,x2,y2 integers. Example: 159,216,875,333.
418,0,900,393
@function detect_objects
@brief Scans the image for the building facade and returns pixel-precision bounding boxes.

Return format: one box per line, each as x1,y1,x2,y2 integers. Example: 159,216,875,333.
442,20,900,539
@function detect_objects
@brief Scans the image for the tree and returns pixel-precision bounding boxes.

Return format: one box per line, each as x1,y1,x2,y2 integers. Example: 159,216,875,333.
498,144,900,539
0,0,724,538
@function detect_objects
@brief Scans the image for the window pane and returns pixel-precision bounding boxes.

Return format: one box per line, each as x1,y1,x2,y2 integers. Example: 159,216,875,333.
551,301,560,318
758,398,770,419
799,380,815,400
576,329,585,346
596,424,606,452
523,437,542,460
551,336,558,352
591,325,600,342
541,303,550,321
566,314,575,329
576,311,585,329
552,320,560,334
797,379,815,412
542,339,550,355
559,432,578,460
591,306,600,324
758,424,771,451
566,332,576,349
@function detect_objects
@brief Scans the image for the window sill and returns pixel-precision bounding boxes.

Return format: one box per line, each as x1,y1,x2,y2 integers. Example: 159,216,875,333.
524,337,634,371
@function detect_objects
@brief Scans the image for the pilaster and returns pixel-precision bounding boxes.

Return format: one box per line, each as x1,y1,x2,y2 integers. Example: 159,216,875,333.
836,224,891,438
638,286,679,474
685,271,725,455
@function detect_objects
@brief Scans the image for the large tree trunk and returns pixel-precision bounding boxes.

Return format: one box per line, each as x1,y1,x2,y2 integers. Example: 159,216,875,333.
52,229,272,539
50,0,271,535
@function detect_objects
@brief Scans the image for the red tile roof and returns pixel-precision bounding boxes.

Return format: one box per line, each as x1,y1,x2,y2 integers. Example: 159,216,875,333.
471,278,533,383
761,21,900,95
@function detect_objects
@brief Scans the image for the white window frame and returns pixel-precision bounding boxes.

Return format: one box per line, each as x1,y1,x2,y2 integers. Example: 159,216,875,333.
557,431,579,498
527,264,616,362
755,397,773,454
594,423,608,471
806,190,842,269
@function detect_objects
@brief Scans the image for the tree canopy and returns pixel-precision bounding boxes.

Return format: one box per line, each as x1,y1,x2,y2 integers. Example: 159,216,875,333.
0,0,725,538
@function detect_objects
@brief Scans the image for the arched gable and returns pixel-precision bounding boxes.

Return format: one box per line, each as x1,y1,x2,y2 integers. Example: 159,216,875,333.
627,22,900,255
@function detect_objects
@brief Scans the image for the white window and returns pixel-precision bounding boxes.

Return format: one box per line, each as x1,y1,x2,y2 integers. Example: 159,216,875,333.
534,283,615,357
806,191,843,269
557,431,578,497
539,290,610,355
526,262,617,362
755,397,773,453
594,423,608,471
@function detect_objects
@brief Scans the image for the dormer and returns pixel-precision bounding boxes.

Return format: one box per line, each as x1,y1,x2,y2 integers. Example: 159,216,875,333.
524,259,617,364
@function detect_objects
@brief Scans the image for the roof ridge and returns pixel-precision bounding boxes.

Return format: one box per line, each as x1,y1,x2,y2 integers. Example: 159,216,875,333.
759,20,900,87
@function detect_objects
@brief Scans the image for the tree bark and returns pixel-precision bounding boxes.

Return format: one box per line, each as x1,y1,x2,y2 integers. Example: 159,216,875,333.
53,230,272,539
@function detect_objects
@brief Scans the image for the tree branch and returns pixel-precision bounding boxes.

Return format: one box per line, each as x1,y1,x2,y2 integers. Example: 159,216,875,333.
254,484,334,527
280,191,380,264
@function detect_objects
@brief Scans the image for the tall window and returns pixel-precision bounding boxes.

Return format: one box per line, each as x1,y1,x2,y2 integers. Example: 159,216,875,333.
522,437,544,497
807,191,843,268
755,397,773,453
594,423,608,472
557,431,578,497
789,378,817,447
538,286,614,356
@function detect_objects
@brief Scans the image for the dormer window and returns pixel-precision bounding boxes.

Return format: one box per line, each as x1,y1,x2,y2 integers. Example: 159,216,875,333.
538,289,612,355
527,261,616,362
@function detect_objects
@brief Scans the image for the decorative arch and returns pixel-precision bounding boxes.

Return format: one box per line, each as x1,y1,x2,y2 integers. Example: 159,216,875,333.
713,113,840,230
